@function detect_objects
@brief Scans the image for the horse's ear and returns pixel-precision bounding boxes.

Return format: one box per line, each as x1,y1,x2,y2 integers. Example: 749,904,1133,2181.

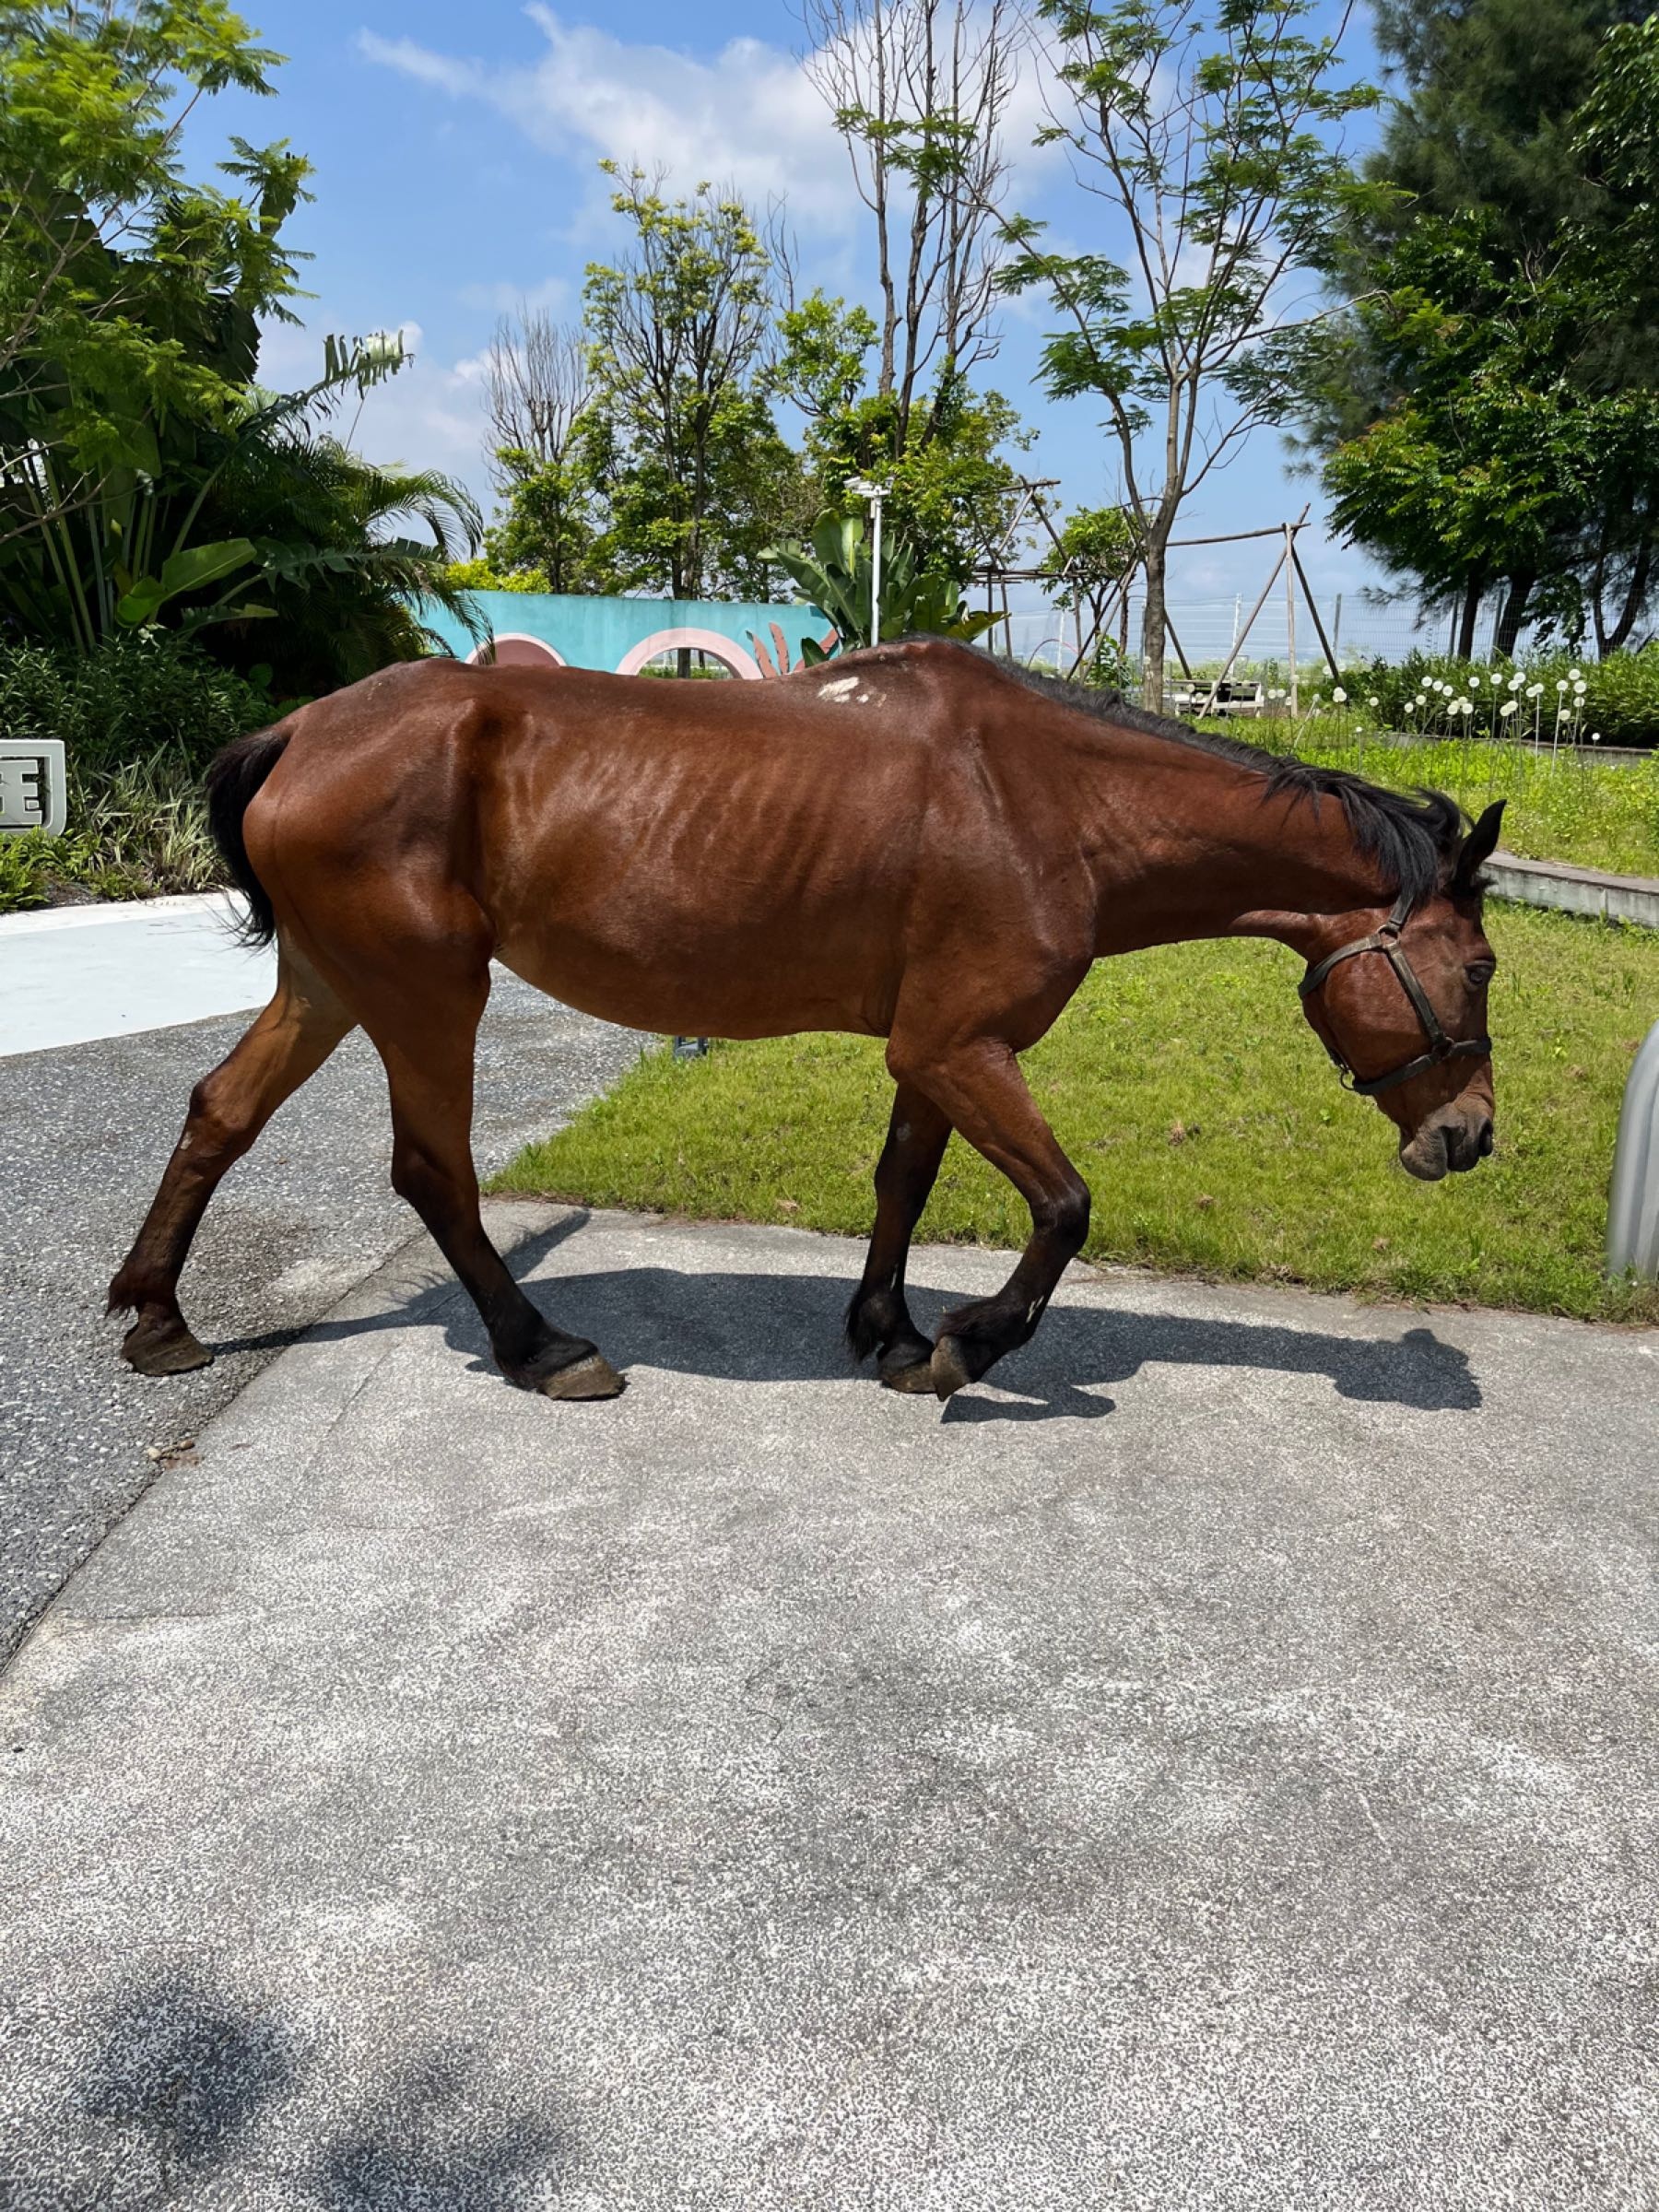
1453,800,1506,894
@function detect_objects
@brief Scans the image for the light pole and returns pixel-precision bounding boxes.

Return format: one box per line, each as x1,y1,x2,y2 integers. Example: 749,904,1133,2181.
846,477,887,648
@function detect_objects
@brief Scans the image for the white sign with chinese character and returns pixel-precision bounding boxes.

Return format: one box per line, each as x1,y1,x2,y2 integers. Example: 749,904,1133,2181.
0,739,66,838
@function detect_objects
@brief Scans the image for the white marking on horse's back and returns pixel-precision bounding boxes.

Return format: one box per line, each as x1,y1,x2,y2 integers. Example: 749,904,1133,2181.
818,677,859,702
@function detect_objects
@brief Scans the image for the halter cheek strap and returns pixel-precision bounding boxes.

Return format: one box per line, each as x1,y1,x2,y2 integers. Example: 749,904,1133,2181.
1298,888,1492,1098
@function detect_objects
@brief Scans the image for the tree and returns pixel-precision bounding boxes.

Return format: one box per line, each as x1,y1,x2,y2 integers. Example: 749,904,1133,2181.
999,0,1379,707
1035,501,1139,668
577,165,806,656
776,329,1028,586
799,0,1019,448
0,9,484,692
3,329,406,648
183,379,483,694
1298,9,1659,653
1309,214,1659,655
0,1,310,542
1362,0,1646,253
479,309,594,593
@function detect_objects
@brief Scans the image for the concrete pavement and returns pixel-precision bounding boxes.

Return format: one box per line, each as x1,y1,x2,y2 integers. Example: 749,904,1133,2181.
0,975,644,1667
3,1205,1654,2208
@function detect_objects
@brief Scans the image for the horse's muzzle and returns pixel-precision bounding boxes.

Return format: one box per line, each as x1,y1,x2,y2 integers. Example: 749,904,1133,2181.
1398,1111,1494,1182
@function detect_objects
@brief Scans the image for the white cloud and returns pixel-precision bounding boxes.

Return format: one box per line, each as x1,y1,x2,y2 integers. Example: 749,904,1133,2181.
359,10,851,229
456,274,572,318
359,6,1061,240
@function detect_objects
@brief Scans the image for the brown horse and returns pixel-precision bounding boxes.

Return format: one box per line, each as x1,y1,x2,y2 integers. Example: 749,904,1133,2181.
110,639,1503,1403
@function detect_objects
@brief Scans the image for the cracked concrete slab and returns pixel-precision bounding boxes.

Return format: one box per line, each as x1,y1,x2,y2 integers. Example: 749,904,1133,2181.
1,1206,1654,2208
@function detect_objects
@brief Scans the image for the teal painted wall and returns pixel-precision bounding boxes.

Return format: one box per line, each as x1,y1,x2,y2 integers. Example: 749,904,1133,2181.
422,592,836,678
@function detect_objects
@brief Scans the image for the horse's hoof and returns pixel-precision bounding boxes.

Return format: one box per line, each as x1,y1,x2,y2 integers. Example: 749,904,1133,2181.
122,1317,213,1376
879,1359,936,1394
534,1352,626,1401
929,1335,975,1403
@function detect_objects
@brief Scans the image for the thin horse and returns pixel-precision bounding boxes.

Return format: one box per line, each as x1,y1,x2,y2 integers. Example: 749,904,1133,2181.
111,640,1503,1403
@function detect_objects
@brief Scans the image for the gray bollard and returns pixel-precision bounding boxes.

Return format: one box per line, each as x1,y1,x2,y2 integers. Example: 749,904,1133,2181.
1607,1018,1659,1281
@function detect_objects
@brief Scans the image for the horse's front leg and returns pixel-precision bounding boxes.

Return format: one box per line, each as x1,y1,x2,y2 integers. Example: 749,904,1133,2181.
845,1082,951,1393
893,1037,1090,1402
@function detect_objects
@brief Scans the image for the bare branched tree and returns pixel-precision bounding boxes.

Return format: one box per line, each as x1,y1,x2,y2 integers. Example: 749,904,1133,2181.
483,311,594,483
799,0,1020,443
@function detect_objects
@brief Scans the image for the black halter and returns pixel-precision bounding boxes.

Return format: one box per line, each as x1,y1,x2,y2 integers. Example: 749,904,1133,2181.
1299,888,1492,1097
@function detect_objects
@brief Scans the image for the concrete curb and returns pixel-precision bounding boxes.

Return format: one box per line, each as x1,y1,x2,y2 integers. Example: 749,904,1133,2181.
1488,849,1659,928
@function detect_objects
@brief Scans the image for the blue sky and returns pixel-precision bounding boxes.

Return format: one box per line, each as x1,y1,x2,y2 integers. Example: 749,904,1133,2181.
191,0,1406,652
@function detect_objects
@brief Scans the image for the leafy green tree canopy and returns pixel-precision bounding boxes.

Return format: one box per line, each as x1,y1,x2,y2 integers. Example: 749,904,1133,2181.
998,0,1381,706
575,165,805,610
1300,7,1659,653
0,1,310,490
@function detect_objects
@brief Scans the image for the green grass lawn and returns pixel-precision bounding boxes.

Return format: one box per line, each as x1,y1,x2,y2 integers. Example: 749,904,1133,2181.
497,904,1659,1325
1223,718,1659,878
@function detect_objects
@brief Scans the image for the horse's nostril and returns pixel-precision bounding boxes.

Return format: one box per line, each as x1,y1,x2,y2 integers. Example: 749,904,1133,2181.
1477,1120,1495,1158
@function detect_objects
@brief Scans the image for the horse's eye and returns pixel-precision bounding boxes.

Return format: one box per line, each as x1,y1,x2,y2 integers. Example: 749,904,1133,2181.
1465,960,1496,988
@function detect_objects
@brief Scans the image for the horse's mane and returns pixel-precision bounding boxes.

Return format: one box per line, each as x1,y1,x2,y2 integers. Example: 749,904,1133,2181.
984,660,1465,912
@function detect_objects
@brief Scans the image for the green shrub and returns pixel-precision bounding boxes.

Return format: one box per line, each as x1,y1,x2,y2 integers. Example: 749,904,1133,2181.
0,829,55,911
0,633,271,911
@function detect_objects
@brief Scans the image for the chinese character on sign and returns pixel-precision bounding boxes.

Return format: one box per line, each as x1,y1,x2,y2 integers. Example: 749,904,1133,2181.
0,740,67,838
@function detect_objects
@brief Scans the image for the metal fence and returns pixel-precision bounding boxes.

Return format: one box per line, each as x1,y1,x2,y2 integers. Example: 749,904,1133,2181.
993,594,1510,679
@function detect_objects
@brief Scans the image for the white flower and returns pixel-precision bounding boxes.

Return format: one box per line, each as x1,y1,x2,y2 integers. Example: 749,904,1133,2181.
1368,694,1379,706
1556,678,1569,693
1458,698,1475,716
1468,673,1481,687
1572,681,1587,696
1526,683,1544,699
1591,732,1602,743
1499,699,1519,716
1570,666,1583,681
1331,686,1347,703
1508,671,1523,689
1412,695,1426,710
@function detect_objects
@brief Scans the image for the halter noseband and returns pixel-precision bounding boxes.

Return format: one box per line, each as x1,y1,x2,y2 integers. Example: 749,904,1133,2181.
1298,888,1492,1098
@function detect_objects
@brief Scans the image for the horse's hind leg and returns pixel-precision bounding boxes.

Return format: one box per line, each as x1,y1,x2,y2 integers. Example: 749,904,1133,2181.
355,947,624,1401
845,1082,950,1393
109,944,355,1374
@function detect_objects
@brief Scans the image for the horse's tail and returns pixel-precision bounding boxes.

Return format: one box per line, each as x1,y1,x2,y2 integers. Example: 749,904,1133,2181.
206,724,291,947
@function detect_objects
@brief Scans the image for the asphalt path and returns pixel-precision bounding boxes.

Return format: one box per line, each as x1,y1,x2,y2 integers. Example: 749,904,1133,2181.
0,976,644,1666
3,1205,1655,2207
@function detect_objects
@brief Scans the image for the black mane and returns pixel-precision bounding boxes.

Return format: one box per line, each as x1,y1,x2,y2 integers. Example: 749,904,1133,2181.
998,662,1466,912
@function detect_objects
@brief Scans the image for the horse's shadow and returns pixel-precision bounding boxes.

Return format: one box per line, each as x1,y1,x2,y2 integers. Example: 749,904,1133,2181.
217,1213,1481,1421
